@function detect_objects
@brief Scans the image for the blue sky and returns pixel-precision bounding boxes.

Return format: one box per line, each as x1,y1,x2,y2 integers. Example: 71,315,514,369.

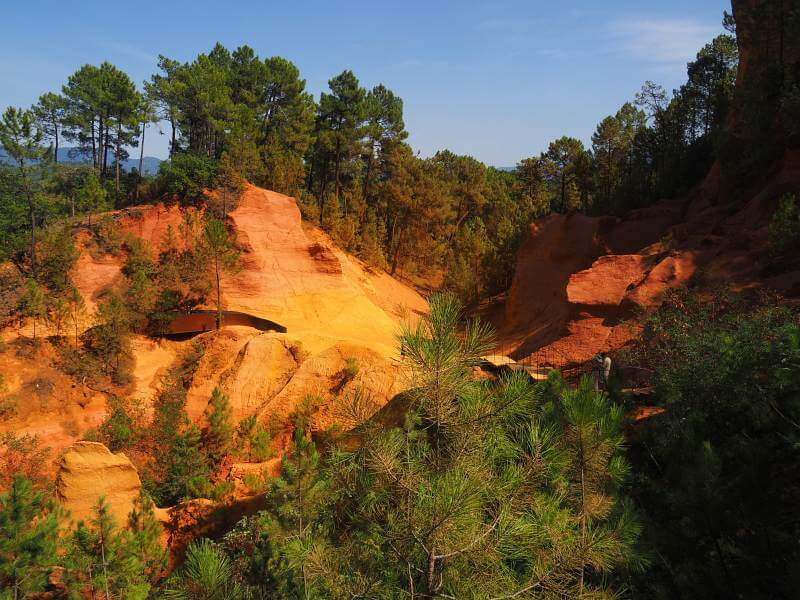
1,0,729,166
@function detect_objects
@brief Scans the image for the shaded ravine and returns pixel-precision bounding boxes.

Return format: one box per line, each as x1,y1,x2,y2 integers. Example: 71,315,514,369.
158,310,286,340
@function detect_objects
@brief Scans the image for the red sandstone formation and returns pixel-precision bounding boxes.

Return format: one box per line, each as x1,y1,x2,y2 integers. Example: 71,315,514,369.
498,151,800,369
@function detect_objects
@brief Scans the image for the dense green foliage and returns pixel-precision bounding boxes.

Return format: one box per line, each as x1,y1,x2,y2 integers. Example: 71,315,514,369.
4,8,800,599
0,22,738,304
624,289,800,598
2,287,799,598
0,476,59,598
214,294,644,598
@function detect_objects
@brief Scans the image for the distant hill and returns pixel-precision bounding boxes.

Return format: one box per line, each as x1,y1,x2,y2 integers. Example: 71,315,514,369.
0,146,162,176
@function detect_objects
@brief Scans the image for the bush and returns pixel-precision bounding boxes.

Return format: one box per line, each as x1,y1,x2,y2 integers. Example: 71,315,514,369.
91,215,127,256
0,433,50,489
343,357,359,380
157,152,218,203
58,345,102,382
98,397,142,451
624,288,800,598
768,193,800,255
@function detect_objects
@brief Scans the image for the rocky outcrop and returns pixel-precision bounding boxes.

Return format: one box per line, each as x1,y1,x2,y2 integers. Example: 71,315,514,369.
55,441,141,525
567,255,651,307
2,184,427,460
500,203,689,366
499,179,799,368
223,185,426,357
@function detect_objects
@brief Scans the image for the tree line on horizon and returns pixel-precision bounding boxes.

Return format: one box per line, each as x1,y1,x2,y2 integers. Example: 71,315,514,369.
2,27,737,302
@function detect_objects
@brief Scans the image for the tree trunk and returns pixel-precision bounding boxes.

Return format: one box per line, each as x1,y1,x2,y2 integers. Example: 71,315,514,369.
102,122,110,178
333,138,342,202
101,538,110,600
136,122,145,201
362,149,374,223
91,117,97,170
54,120,59,163
98,117,105,175
578,432,587,599
426,546,437,596
215,255,222,330
390,225,405,275
169,114,176,156
318,176,329,227
139,121,146,175
115,122,122,197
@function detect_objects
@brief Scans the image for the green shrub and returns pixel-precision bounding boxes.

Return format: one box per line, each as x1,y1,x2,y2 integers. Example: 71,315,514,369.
768,193,800,255
91,215,127,256
157,152,218,203
343,357,359,380
98,397,142,451
624,288,800,598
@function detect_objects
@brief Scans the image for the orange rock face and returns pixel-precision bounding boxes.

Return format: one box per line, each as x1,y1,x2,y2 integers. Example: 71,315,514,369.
55,441,141,526
222,185,425,357
1,184,427,466
499,166,800,369
567,255,650,307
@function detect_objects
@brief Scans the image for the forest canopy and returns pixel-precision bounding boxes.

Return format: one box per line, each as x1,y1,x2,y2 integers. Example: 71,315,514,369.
1,32,738,302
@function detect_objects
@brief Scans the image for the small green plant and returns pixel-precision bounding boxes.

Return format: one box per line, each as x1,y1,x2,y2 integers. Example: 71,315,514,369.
242,470,270,495
332,358,360,395
236,415,272,462
0,396,17,420
98,397,142,451
768,193,800,255
343,357,360,380
91,215,126,256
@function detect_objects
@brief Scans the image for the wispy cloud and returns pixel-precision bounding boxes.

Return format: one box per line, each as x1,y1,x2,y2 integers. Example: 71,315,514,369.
475,16,569,60
608,18,720,66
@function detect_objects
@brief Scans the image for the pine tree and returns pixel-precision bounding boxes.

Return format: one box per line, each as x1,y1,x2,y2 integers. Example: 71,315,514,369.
162,539,248,600
32,92,67,162
267,294,644,598
21,278,45,341
66,286,86,349
236,415,272,462
46,295,70,338
88,293,131,381
0,476,60,599
203,388,233,467
200,218,240,329
125,489,167,585
548,375,645,597
162,424,210,504
0,107,47,274
237,408,326,598
64,497,149,599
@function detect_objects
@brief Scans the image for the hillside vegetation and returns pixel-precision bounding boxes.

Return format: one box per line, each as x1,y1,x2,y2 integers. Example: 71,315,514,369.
1,1,800,599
